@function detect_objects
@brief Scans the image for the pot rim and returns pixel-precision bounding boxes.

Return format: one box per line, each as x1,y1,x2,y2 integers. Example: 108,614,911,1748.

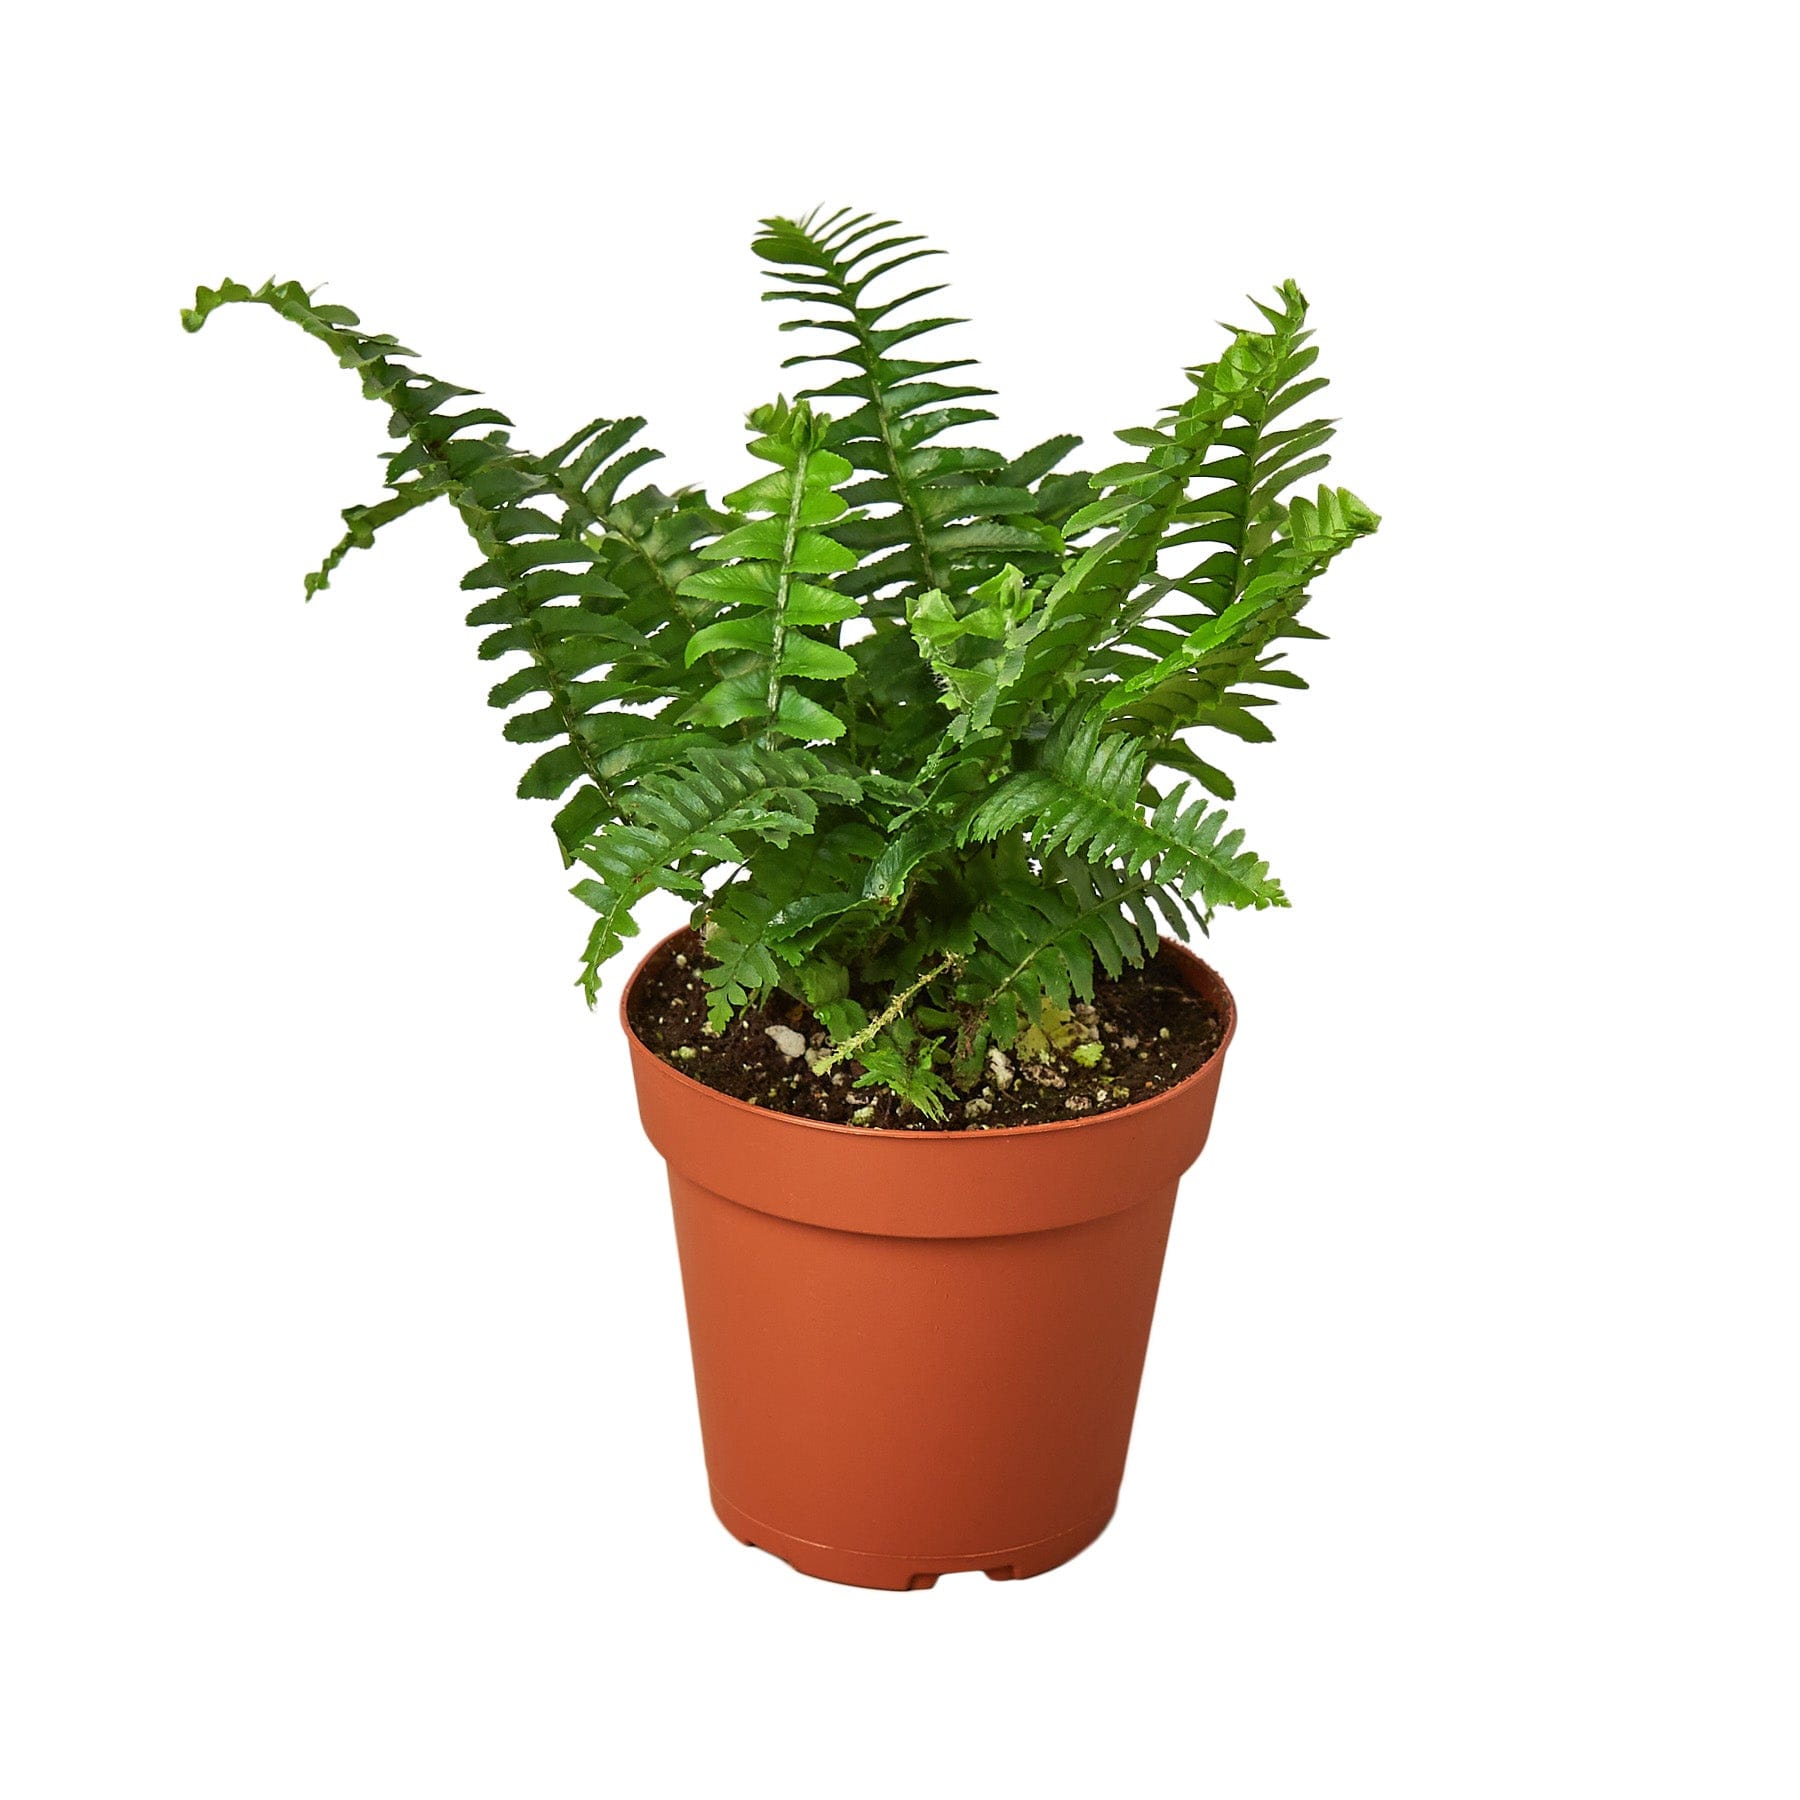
618,926,1237,1144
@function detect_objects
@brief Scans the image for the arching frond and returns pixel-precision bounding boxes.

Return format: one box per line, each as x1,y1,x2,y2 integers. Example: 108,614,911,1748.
183,282,724,863
303,479,448,598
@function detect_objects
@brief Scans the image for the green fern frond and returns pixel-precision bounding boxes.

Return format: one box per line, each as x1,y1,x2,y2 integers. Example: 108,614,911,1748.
677,398,861,744
186,282,625,824
989,435,1097,578
1105,280,1328,617
846,1028,956,1122
905,562,1042,733
183,282,729,866
964,705,1287,912
537,417,732,691
754,210,1051,602
571,744,862,1002
955,858,1182,1050
1102,485,1380,745
1003,283,1336,727
466,414,740,847
303,479,448,598
700,823,889,1025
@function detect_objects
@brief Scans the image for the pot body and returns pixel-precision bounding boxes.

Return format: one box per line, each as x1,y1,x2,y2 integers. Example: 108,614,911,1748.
624,934,1235,1590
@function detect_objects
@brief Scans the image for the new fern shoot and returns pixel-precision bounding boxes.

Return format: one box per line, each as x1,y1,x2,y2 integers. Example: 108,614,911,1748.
182,209,1378,1121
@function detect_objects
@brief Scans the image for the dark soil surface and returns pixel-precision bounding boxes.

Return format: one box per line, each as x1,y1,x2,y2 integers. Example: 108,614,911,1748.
627,929,1226,1132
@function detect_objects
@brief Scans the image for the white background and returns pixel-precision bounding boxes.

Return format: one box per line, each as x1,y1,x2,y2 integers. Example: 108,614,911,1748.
4,4,1794,1795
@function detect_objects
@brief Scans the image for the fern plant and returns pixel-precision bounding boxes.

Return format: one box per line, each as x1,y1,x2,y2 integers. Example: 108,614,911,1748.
183,209,1377,1121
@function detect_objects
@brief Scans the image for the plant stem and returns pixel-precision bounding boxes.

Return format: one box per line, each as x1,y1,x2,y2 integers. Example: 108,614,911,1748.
814,952,960,1073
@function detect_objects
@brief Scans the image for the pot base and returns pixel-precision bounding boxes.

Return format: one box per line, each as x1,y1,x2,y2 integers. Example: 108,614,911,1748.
709,1486,1117,1591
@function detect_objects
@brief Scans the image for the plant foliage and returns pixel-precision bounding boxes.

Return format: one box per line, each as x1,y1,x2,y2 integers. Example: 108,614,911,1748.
184,210,1378,1119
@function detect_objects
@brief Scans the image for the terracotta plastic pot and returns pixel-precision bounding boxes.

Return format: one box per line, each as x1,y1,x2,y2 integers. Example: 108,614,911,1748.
622,931,1236,1590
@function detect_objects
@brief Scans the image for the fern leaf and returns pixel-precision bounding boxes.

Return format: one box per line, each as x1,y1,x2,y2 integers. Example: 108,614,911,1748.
183,281,729,866
186,282,619,818
678,398,859,744
905,562,1042,734
848,1028,955,1122
955,859,1175,1049
1102,484,1380,741
964,706,1287,912
304,479,448,598
538,415,735,695
699,823,888,1025
571,744,862,1002
755,210,1025,599
1108,281,1328,614
1002,284,1348,727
